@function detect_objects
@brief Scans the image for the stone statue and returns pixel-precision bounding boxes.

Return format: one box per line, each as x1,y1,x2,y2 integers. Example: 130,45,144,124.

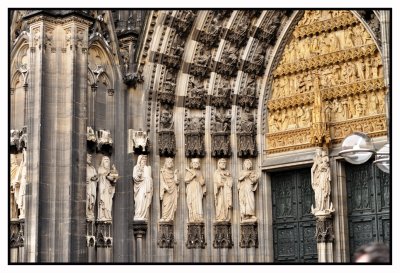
238,159,259,223
97,156,118,221
184,158,206,223
311,149,333,214
86,154,98,221
213,158,233,222
10,154,19,219
13,148,27,219
159,158,179,222
133,155,153,221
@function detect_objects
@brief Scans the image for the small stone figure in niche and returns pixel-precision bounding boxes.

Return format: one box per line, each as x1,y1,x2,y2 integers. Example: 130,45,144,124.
97,156,119,221
133,155,153,221
214,158,233,222
184,158,206,223
238,159,259,223
86,153,98,221
160,158,179,222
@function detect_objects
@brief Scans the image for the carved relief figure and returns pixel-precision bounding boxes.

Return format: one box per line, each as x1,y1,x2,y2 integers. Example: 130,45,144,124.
86,154,98,221
238,159,259,223
344,27,355,48
160,108,174,130
214,158,233,222
97,156,118,221
329,33,341,52
185,158,206,223
311,149,332,213
160,158,179,222
133,155,153,221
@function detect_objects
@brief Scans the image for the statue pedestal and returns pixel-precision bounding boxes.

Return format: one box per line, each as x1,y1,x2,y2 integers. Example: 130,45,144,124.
239,221,258,248
315,213,335,263
186,222,206,249
95,221,113,263
158,221,175,248
10,219,24,263
86,220,96,263
133,220,148,262
213,221,233,248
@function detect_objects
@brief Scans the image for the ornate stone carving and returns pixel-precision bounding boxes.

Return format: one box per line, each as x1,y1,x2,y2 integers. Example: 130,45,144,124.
184,116,205,158
265,19,386,153
238,160,259,223
214,159,233,222
185,78,207,109
160,158,179,222
213,222,233,248
169,11,196,37
310,75,330,147
211,109,231,157
158,69,176,105
157,222,175,248
225,14,250,47
86,221,96,247
185,158,206,223
131,130,149,154
86,153,98,221
239,222,258,248
215,45,240,76
96,221,112,247
237,77,258,108
237,108,257,157
311,148,334,215
315,215,335,243
87,126,97,152
295,11,358,38
158,108,176,157
197,12,224,48
211,78,232,108
10,129,21,153
132,220,148,236
132,155,153,221
242,44,266,75
97,129,113,155
10,220,24,248
186,223,206,249
190,44,212,78
97,156,118,221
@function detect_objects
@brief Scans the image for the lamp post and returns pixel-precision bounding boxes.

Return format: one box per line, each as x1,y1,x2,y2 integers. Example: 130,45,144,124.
338,132,390,173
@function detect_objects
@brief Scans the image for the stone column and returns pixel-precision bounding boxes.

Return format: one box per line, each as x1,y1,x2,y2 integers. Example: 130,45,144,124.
315,214,335,263
380,10,391,140
23,11,92,262
133,220,148,262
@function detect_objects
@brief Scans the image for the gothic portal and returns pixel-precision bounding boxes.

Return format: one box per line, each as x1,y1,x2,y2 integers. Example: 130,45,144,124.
9,9,391,263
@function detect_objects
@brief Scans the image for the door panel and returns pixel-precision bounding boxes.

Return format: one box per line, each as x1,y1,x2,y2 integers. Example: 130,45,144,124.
272,169,317,263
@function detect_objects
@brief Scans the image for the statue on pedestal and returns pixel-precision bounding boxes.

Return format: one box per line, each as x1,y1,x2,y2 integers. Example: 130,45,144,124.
133,155,153,221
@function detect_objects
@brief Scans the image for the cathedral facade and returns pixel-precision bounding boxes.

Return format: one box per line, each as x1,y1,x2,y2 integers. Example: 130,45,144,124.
9,9,391,263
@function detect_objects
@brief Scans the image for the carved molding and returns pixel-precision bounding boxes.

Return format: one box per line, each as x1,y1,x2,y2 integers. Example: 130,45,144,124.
274,44,377,77
186,223,206,249
157,222,175,248
95,221,112,248
10,220,24,248
158,131,176,157
293,12,358,39
239,222,258,248
213,222,233,248
132,220,148,236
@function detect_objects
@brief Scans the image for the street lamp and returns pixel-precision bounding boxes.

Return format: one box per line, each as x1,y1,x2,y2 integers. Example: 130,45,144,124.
338,132,390,173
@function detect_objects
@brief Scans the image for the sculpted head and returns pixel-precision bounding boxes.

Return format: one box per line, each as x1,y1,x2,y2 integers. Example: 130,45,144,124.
165,157,174,169
243,159,253,170
138,155,147,167
191,158,200,169
87,153,93,164
218,158,227,170
101,156,110,169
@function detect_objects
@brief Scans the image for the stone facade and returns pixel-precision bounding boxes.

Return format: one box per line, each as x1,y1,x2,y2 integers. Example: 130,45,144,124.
9,9,390,263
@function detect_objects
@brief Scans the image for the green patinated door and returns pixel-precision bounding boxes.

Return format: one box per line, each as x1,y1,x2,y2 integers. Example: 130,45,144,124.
346,160,391,260
271,169,318,263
